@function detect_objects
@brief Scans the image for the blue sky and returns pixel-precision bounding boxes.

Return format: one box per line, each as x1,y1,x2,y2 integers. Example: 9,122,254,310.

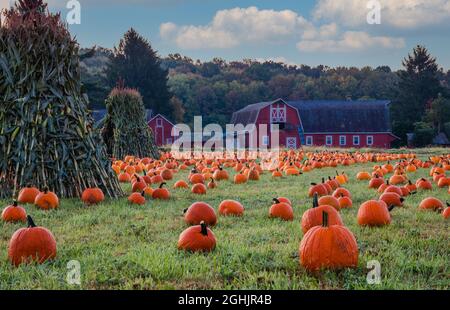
44,0,450,70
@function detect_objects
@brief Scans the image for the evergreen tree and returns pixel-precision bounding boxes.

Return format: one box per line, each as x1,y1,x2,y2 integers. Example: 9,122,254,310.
391,45,443,145
106,28,172,118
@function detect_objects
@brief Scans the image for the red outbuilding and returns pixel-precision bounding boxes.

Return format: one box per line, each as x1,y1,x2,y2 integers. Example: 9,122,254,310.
148,114,179,146
230,99,399,149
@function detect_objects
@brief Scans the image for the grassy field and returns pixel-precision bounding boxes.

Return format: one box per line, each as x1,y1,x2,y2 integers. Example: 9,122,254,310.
0,150,449,290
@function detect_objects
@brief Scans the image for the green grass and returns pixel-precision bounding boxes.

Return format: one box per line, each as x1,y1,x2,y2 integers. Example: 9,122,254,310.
0,152,449,290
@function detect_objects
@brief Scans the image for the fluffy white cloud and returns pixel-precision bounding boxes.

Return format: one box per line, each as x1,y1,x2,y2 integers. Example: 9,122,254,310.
297,31,405,52
160,6,312,49
313,0,450,28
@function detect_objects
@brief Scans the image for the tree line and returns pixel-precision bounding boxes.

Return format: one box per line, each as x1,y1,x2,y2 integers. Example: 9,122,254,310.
81,29,450,147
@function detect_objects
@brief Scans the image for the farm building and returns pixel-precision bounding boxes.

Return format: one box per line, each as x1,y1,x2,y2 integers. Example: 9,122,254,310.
148,114,180,146
231,99,399,149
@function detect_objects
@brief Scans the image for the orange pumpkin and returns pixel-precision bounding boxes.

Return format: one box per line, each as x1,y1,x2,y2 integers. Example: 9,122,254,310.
8,216,57,267
81,188,105,205
301,194,343,234
2,201,27,223
443,205,450,219
299,211,358,271
152,183,171,200
379,192,404,207
218,200,244,216
357,200,392,227
160,169,173,181
332,187,351,199
213,167,229,181
17,185,40,204
128,192,146,205
247,168,260,181
177,221,216,252
419,197,444,211
34,188,59,210
118,172,131,183
308,183,328,197
269,198,294,221
191,183,207,195
318,195,340,211
184,202,217,226
174,180,189,189
338,195,353,209
207,178,217,189
234,173,248,184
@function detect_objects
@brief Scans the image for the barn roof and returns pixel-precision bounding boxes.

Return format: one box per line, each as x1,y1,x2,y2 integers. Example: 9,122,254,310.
231,99,393,133
289,100,392,133
230,99,278,126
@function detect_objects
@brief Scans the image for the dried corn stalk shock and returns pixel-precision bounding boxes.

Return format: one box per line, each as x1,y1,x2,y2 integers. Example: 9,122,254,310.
101,86,160,160
0,0,124,198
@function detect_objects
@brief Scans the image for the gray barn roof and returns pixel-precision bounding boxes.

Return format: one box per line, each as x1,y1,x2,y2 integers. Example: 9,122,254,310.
231,99,393,133
290,100,392,133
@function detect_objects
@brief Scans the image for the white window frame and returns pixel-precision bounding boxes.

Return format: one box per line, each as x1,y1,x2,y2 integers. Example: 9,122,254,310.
262,136,269,146
366,135,374,146
339,136,346,146
353,135,360,146
156,118,163,127
306,136,313,146
325,135,333,146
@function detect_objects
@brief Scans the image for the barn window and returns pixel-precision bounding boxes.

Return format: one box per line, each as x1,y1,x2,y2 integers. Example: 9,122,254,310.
262,136,269,146
339,136,346,146
367,136,374,146
326,136,333,146
166,138,172,145
306,136,313,146
353,135,360,146
270,105,286,123
156,118,163,126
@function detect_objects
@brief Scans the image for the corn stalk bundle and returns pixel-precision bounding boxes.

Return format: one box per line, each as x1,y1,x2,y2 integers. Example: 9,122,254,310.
0,0,123,198
102,87,160,159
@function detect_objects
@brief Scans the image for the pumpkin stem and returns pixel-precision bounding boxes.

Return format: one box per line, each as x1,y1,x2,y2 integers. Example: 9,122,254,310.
336,170,339,176
313,193,319,208
27,216,37,228
200,221,208,236
446,202,450,207
322,211,329,227
13,200,18,207
310,182,317,186
321,177,325,184
273,198,280,204
141,191,145,197
183,208,188,214
43,186,49,193
400,197,405,203
159,182,166,189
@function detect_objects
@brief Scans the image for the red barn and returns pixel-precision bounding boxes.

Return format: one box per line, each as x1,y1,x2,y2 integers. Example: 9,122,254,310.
230,99,398,149
148,114,178,146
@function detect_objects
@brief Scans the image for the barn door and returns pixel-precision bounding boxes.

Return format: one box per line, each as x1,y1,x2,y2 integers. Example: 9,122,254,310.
286,137,297,149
